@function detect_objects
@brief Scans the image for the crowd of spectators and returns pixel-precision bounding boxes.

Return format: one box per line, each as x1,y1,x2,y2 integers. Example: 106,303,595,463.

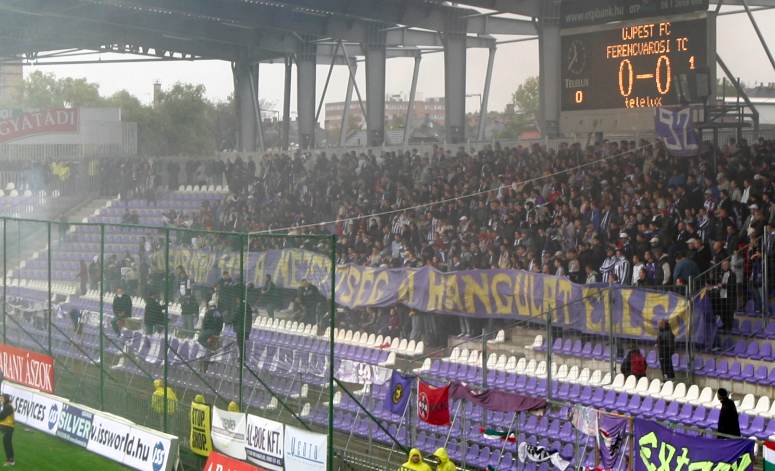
92,137,775,347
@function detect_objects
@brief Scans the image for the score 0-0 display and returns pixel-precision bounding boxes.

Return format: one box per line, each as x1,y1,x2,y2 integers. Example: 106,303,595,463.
561,16,708,111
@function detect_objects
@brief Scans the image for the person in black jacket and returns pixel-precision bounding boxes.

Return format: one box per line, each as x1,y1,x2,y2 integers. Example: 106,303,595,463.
112,287,133,335
717,388,741,438
180,294,199,337
143,294,165,335
0,394,14,466
233,298,252,356
656,320,675,380
715,260,737,332
261,274,278,319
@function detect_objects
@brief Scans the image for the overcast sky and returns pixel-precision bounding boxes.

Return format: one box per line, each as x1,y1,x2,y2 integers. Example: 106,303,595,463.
26,7,775,119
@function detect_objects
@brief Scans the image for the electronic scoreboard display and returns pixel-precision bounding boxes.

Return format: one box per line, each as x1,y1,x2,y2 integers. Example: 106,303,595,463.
561,16,708,111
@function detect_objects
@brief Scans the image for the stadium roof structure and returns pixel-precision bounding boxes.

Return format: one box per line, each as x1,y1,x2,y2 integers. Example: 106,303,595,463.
0,0,773,149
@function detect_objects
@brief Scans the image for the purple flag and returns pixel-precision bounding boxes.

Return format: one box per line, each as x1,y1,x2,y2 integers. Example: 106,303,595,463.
449,382,546,413
634,418,754,471
655,107,699,157
384,371,412,415
598,413,628,470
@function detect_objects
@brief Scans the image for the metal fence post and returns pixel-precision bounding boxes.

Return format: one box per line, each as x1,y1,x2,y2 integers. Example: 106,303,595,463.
481,328,488,425
607,288,614,382
763,230,769,324
328,234,336,471
47,221,52,355
238,233,246,411
546,304,553,401
687,278,694,384
99,224,105,410
163,228,170,433
2,218,6,345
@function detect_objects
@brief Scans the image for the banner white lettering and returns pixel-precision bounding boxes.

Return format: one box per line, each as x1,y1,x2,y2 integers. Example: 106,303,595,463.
245,414,284,471
1,382,177,471
335,359,391,385
284,425,327,471
212,407,247,460
1,382,62,434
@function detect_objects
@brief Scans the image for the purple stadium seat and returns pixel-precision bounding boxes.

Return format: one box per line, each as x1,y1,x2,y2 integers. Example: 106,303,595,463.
678,403,694,423
763,419,775,439
646,350,658,368
571,339,583,355
690,406,706,425
613,392,629,412
581,342,593,358
557,382,570,400
700,408,720,429
716,359,729,377
761,342,773,361
733,340,747,357
749,416,766,439
729,361,743,381
663,401,680,420
592,343,604,360
741,364,756,383
625,395,641,414
745,342,760,359
738,319,751,336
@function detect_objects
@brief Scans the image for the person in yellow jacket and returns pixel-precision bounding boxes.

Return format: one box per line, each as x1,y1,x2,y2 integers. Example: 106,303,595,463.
0,394,14,466
227,401,239,412
432,448,456,471
151,379,178,416
399,448,432,471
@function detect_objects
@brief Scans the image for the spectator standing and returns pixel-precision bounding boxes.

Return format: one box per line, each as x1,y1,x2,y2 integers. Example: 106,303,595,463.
111,287,133,335
0,394,14,467
261,274,278,319
716,389,741,438
621,347,647,379
398,449,432,471
181,294,199,336
656,320,675,380
432,448,456,471
143,293,165,335
714,259,737,332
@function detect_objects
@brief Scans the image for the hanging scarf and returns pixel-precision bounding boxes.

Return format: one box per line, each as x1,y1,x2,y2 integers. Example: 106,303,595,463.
517,442,570,471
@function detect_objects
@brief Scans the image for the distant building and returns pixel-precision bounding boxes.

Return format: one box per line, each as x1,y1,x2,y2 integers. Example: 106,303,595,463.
324,95,446,133
0,64,23,104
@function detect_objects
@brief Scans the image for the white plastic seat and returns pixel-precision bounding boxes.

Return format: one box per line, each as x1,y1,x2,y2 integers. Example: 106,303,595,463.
647,379,662,397
414,341,424,356
587,370,602,386
737,394,756,413
415,358,432,373
604,374,625,391
657,381,674,399
670,383,687,402
486,353,498,370
528,335,543,350
389,337,400,351
599,372,612,387
694,387,714,407
366,333,376,346
351,332,361,345
488,330,505,344
515,358,527,374
753,396,770,416
449,347,461,363
397,338,408,353
505,356,516,371
468,350,480,365
535,361,547,378
621,375,638,393
555,364,568,381
457,348,469,363
373,335,384,347
405,340,416,356
633,376,649,395
573,367,587,385
344,330,355,344
495,354,507,371
524,359,537,376
763,401,775,419
678,385,699,404
380,351,396,367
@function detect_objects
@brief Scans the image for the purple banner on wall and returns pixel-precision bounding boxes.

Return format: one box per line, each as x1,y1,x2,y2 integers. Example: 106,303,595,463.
449,382,546,413
634,419,754,471
158,248,704,342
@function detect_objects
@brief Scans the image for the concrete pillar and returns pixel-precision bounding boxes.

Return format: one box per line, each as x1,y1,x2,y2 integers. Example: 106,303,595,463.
444,21,467,144
282,56,292,151
539,0,561,138
234,60,257,152
365,29,387,147
296,42,317,149
339,61,357,147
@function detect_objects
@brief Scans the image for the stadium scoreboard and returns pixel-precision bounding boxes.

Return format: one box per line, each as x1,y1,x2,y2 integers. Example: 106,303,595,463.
561,15,710,112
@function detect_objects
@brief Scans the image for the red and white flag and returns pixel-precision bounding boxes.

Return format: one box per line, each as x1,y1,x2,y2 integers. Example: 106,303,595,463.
417,381,450,426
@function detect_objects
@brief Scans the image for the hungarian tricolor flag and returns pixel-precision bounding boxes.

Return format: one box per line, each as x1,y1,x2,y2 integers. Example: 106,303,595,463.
417,381,450,426
764,441,775,471
481,428,517,443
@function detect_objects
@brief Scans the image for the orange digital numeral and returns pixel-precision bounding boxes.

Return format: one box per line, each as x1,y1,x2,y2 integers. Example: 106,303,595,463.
575,90,584,103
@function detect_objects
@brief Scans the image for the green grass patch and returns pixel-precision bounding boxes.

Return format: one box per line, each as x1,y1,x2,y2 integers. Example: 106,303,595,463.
2,426,128,470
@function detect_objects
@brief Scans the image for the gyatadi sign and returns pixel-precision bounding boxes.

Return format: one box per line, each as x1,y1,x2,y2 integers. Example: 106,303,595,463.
157,248,693,342
1,381,178,471
634,418,754,471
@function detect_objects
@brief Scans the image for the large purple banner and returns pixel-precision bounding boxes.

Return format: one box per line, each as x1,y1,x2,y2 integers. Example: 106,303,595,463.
634,419,754,471
157,248,700,341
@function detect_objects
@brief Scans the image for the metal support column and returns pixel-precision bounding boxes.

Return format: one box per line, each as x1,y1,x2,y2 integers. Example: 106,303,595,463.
478,47,496,142
365,28,387,147
99,224,105,410
238,234,246,410
403,54,421,146
297,41,317,149
163,229,170,432
282,56,292,150
47,222,52,355
339,60,357,147
539,0,562,137
327,235,337,471
248,64,265,152
235,60,258,153
316,42,341,123
2,219,5,345
443,20,467,144
742,0,775,73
